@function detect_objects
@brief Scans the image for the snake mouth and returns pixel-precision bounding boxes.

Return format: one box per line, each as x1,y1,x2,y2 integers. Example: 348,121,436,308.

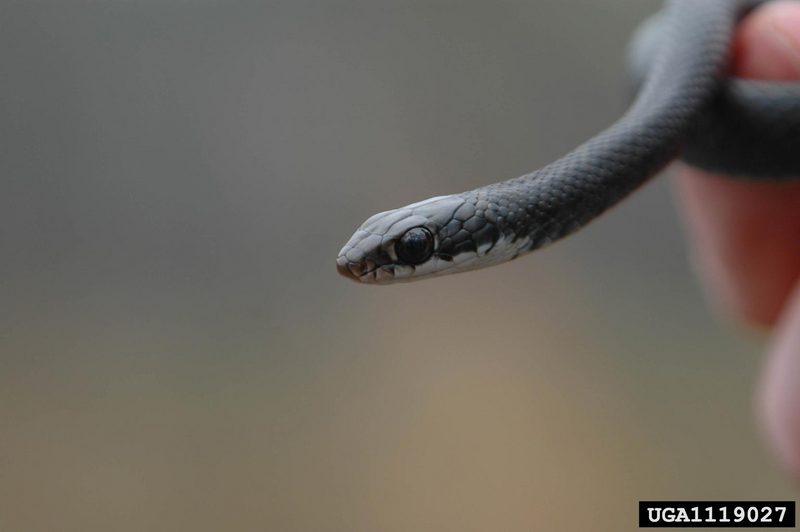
335,255,383,283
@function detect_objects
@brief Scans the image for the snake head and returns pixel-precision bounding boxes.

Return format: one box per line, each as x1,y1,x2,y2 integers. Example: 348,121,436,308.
336,196,460,284
337,194,514,284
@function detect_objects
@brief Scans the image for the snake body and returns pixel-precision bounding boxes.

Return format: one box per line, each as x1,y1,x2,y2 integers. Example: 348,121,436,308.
337,0,800,284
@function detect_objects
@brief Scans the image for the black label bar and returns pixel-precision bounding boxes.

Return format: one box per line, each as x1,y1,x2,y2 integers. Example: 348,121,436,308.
639,501,795,528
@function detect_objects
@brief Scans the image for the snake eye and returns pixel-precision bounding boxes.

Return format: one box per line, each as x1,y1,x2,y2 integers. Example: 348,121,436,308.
395,227,434,265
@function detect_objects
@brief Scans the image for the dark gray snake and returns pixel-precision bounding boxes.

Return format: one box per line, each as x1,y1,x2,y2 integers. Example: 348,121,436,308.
337,0,800,284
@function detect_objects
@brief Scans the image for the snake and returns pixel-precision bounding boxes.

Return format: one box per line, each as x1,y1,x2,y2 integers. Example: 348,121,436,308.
336,0,800,284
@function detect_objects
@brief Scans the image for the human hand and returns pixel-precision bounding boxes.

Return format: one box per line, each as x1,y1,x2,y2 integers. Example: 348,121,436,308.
675,0,800,476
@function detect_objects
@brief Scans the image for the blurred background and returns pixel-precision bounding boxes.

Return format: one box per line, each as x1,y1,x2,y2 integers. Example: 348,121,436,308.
0,1,793,530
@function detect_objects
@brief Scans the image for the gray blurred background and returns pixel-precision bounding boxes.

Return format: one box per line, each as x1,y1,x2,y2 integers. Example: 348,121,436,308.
0,1,792,530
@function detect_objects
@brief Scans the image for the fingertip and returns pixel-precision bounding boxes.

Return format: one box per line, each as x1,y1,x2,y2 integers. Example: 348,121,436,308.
734,0,800,79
